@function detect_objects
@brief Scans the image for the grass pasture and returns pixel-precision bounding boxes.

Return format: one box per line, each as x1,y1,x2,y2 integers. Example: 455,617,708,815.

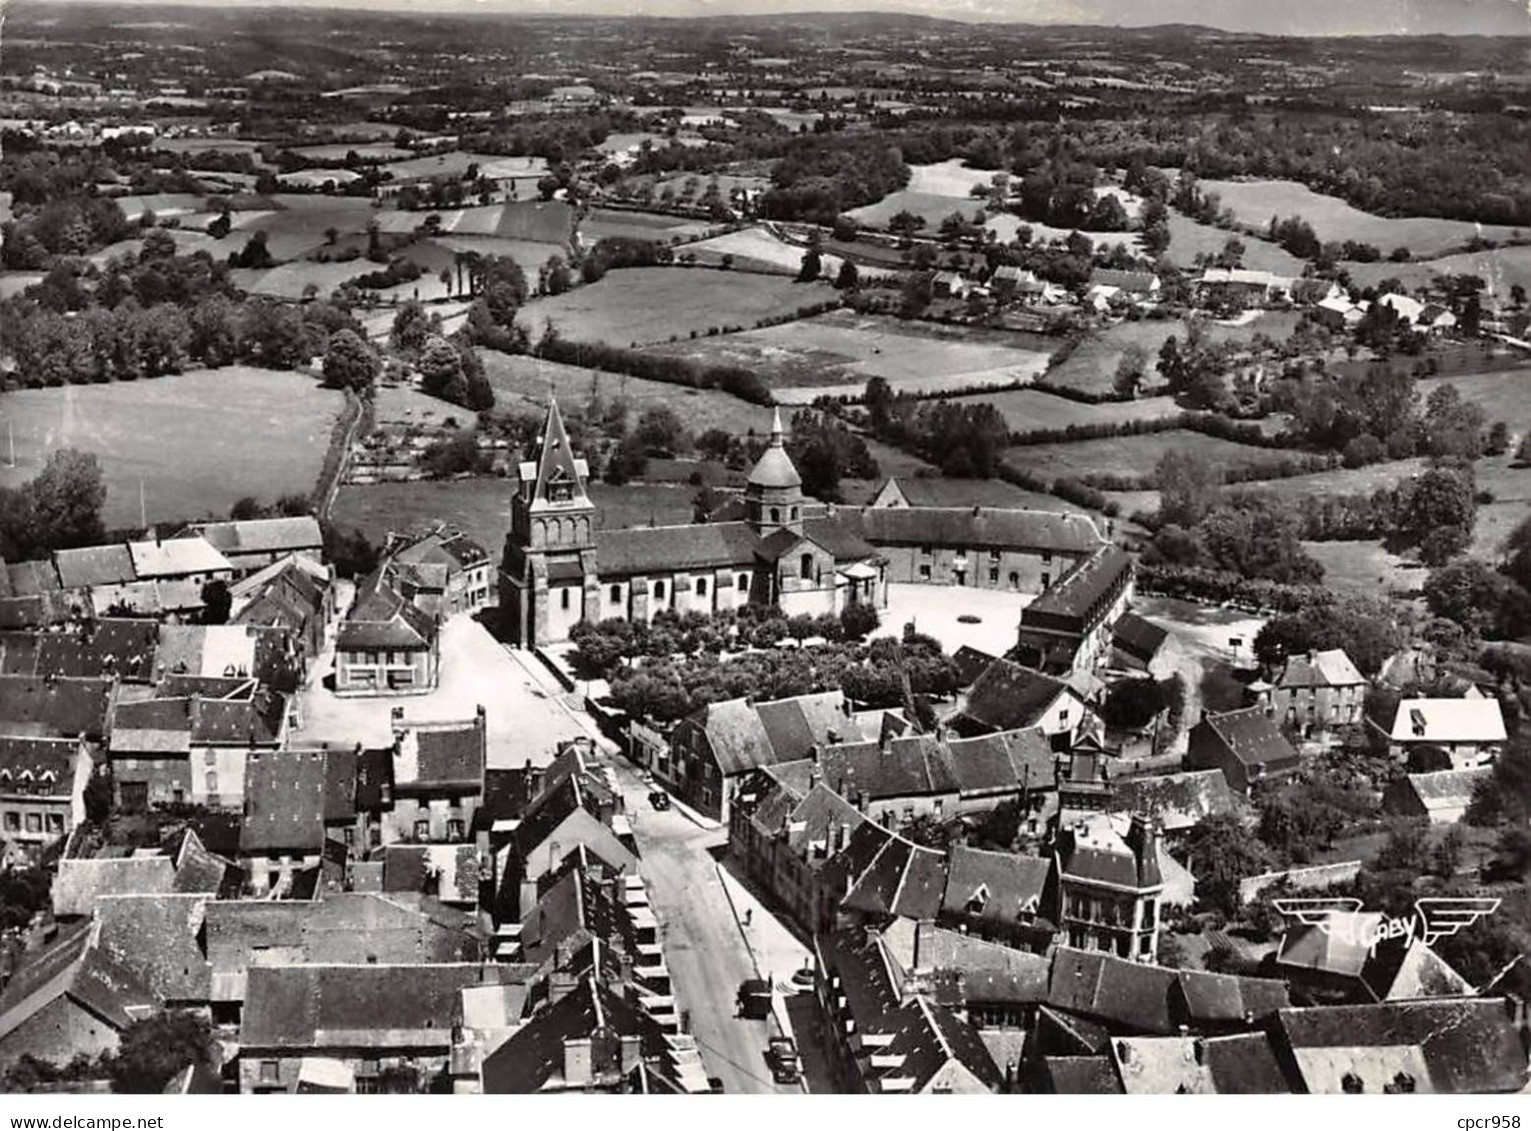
1163,212,1306,276
1004,429,1276,483
579,208,712,244
642,309,1051,401
1197,179,1522,257
1046,312,1301,396
984,213,1136,251
952,390,1182,434
513,266,837,347
849,191,989,232
1418,368,1531,429
684,227,899,281
1344,244,1531,306
0,367,341,527
1303,540,1425,596
288,143,411,162
478,350,777,435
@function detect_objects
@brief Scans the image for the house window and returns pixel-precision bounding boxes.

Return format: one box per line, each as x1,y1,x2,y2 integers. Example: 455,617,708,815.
1008,571,1019,589
448,818,465,840
771,507,781,523
343,827,355,846
46,813,63,834
800,554,814,580
919,565,932,581
920,545,932,556
414,819,430,840
261,1061,280,1084
654,581,666,601
204,749,216,766
610,584,622,603
696,577,707,597
791,506,799,521
205,771,218,795
1042,551,1053,564
24,813,41,833
989,568,999,583
1041,572,1051,588
737,573,750,592
560,588,571,611
989,549,1001,562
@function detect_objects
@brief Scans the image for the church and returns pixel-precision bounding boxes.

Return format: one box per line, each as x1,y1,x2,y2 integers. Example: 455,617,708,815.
499,399,1111,649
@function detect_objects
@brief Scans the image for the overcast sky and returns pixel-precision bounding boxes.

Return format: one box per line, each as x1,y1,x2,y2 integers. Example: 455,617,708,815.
19,0,1531,34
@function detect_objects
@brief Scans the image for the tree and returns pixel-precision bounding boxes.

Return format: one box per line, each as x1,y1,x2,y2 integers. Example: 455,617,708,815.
889,210,925,237
1423,558,1530,638
636,406,687,456
322,522,379,579
0,866,51,931
322,328,379,392
1395,466,1475,565
834,259,860,290
797,248,822,282
1113,344,1149,399
25,448,107,554
840,601,880,641
390,299,432,355
418,335,468,404
108,1012,212,1093
1185,814,1276,915
200,580,232,625
1155,450,1217,527
865,376,894,432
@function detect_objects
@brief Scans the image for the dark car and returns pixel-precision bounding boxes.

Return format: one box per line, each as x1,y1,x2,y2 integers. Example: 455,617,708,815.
707,1077,725,1093
736,977,772,1019
767,1037,801,1084
648,789,671,810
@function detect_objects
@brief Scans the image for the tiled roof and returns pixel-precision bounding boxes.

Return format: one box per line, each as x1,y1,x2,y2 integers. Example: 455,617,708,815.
0,620,157,681
1175,970,1291,1026
480,973,656,1094
0,676,113,738
0,921,154,1044
1040,1055,1123,1094
1112,1033,1290,1094
1112,612,1169,664
53,544,136,589
127,536,232,579
839,826,946,921
856,506,1104,554
959,659,1073,734
1112,770,1241,833
1275,998,1528,1093
189,516,322,557
910,921,1050,1005
1278,648,1366,690
337,571,436,651
94,894,212,1002
53,856,177,918
382,843,482,905
1046,947,1179,1034
322,745,359,823
1400,767,1492,809
875,996,1002,1093
410,719,487,790
595,520,763,576
1056,813,1162,890
240,747,327,854
1200,707,1300,770
6,559,62,596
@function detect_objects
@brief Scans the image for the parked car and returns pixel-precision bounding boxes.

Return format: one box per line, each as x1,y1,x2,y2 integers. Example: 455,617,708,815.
736,977,772,1019
767,1036,801,1084
707,1077,725,1093
648,789,671,810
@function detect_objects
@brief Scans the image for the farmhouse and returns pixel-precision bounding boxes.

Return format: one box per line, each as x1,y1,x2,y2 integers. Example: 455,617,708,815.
1383,767,1492,825
1257,648,1367,739
1195,268,1294,306
335,570,440,696
1385,698,1506,768
1187,707,1300,793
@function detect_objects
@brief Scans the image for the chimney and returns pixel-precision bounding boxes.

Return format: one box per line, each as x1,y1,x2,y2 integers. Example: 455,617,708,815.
837,822,851,851
563,1036,594,1088
394,726,420,786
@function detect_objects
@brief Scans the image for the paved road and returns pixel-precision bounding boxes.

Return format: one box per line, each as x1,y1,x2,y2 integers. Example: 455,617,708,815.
614,768,797,1095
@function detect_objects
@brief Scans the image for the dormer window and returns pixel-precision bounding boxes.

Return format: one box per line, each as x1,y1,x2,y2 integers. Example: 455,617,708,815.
966,884,989,915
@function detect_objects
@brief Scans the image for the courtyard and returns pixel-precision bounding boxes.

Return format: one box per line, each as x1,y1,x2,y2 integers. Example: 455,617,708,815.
295,612,587,768
872,582,1034,657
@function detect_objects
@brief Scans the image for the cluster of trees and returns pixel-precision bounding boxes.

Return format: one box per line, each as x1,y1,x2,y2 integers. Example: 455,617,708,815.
607,630,955,725
1252,595,1407,678
1014,161,1131,231
758,135,911,226
578,235,672,284
0,449,107,562
1420,513,1531,642
0,195,134,270
390,300,494,410
866,391,1011,479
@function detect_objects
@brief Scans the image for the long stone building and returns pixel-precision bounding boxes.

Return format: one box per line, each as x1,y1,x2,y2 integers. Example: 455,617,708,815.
499,399,1114,649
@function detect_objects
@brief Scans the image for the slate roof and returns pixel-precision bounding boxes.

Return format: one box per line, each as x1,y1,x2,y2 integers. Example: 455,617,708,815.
802,515,879,563
594,521,763,576
908,921,1051,1005
338,571,437,651
941,845,1050,926
322,744,359,823
1175,970,1291,1026
1275,999,1529,1093
189,516,322,558
410,719,486,790
1046,947,1179,1034
53,545,136,589
1112,612,1169,664
872,996,1002,1093
1112,770,1240,833
1113,1033,1290,1094
1040,1055,1123,1094
240,747,327,854
959,660,1074,734
1022,545,1133,628
1090,268,1158,293
0,620,157,681
1199,707,1300,771
0,737,78,797
242,963,509,1051
838,825,946,921
110,688,286,752
1396,767,1492,812
0,921,154,1045
1056,813,1162,890
391,527,490,571
480,973,657,1094
0,676,113,738
6,559,62,596
856,506,1104,554
1278,649,1366,690
874,476,1057,510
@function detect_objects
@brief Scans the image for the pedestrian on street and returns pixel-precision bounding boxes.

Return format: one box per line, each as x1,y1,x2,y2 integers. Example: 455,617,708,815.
744,908,753,927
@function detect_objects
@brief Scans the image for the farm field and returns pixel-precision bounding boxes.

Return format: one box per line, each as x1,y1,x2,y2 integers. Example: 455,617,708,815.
579,208,712,244
288,143,411,162
1418,368,1531,427
0,273,43,299
951,389,1182,433
0,367,341,527
984,213,1135,251
373,385,478,430
1046,311,1301,395
849,191,988,232
1163,212,1306,276
642,309,1051,400
377,151,547,183
1003,429,1277,483
1344,244,1531,306
477,349,777,434
1197,179,1523,257
1470,455,1531,557
513,266,837,347
152,137,271,164
330,477,696,554
230,259,380,299
1232,457,1427,501
682,226,895,281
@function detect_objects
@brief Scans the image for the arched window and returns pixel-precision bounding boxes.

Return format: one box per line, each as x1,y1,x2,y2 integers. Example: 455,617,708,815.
800,553,814,580
771,507,781,523
610,584,621,603
1008,571,1020,589
790,506,799,520
696,577,707,597
205,770,218,794
653,580,666,601
737,573,750,593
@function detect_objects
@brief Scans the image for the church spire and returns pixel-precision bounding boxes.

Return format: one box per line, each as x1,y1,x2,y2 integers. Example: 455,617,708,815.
769,406,785,447
531,396,588,509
